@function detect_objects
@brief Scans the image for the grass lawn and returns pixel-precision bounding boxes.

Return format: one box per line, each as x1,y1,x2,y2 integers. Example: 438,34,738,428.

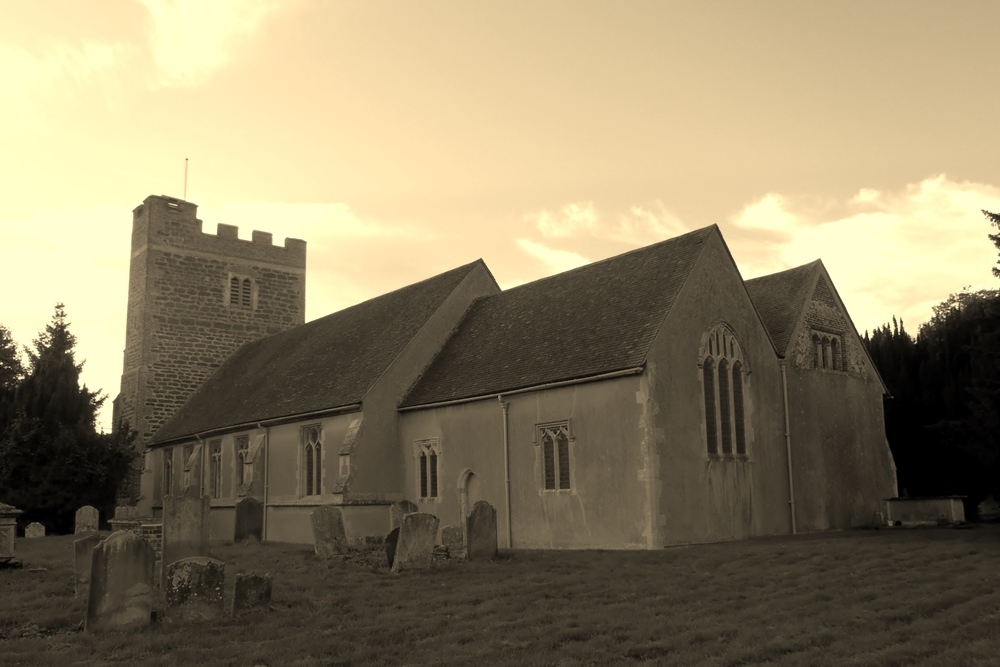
1,525,999,666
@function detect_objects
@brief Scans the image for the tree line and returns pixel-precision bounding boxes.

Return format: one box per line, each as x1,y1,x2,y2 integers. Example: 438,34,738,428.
0,305,136,533
864,210,1000,517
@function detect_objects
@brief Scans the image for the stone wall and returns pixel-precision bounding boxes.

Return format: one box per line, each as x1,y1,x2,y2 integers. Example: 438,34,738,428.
117,195,307,451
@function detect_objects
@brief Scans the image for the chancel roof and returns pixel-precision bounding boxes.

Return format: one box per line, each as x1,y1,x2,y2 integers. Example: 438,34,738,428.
401,226,716,407
152,261,486,443
743,261,820,357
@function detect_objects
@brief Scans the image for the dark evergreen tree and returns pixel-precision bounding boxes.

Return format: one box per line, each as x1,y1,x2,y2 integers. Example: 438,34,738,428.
984,210,1000,278
0,325,24,433
0,304,136,533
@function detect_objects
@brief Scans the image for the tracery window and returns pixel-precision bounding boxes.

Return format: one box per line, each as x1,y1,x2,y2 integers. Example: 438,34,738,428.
700,325,749,457
302,425,322,497
538,422,572,490
208,439,222,498
415,438,441,499
235,434,250,488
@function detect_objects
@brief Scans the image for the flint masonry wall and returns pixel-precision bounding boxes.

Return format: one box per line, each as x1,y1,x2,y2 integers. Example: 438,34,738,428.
117,195,306,451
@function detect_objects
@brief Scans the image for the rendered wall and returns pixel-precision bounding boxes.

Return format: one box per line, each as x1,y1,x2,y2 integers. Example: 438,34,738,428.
648,232,791,546
399,376,650,550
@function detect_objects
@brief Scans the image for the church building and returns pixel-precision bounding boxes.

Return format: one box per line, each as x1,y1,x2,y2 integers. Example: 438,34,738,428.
118,194,897,549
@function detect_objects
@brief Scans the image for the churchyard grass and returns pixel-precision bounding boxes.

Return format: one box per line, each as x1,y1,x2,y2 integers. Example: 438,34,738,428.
2,525,999,667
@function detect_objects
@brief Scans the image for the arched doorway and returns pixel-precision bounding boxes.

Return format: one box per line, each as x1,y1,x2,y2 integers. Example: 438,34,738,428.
459,469,480,521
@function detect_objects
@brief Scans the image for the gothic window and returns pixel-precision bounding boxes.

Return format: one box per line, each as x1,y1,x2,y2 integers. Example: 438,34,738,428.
302,425,322,497
415,438,441,499
812,331,844,372
235,434,249,488
241,278,252,308
701,325,750,458
162,448,173,498
228,274,254,309
229,276,240,305
538,422,572,490
208,439,222,499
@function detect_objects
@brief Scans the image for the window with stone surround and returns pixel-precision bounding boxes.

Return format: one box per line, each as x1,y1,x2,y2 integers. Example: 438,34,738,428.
537,421,572,491
162,448,173,498
812,331,844,371
208,439,222,499
228,274,255,310
415,438,440,499
302,424,323,497
235,435,250,489
700,325,749,457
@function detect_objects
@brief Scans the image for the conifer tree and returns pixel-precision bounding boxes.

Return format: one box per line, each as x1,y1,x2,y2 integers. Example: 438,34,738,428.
0,325,24,433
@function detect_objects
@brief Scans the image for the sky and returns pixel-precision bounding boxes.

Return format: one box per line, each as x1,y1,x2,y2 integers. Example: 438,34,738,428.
2,0,999,432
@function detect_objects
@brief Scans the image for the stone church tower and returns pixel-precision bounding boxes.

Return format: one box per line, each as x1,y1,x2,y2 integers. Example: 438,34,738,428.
114,194,306,506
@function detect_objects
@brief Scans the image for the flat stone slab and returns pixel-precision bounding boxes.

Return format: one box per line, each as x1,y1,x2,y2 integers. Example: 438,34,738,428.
75,505,99,534
74,533,103,597
165,557,225,621
466,500,498,561
391,512,439,573
86,531,154,633
311,505,348,558
232,572,272,615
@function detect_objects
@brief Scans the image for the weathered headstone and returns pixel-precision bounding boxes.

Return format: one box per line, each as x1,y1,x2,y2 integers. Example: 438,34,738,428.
385,527,400,569
161,493,210,587
0,503,23,563
466,500,498,561
310,505,348,558
25,522,45,539
234,497,263,543
114,505,140,520
74,533,103,597
165,557,225,621
389,500,419,531
232,572,272,615
86,530,154,632
391,512,439,573
441,524,465,560
75,505,99,534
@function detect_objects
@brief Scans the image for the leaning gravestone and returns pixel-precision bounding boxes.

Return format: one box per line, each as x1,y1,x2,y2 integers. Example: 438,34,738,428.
162,493,210,587
86,530,154,632
74,533,103,597
165,557,225,621
75,505,99,534
233,497,263,543
389,500,419,531
385,527,400,569
25,522,45,539
232,572,272,615
466,500,498,561
311,505,348,558
391,512,439,573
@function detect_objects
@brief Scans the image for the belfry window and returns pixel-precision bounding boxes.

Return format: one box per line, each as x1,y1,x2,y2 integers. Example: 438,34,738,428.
228,274,254,309
701,326,750,458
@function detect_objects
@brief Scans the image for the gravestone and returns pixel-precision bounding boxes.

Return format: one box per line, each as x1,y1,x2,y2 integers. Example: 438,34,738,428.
0,503,23,564
25,522,45,539
385,527,400,569
162,493,210,587
466,500,498,561
391,512,439,573
85,530,154,632
74,533,103,597
389,500,419,531
165,557,225,621
310,505,348,558
75,505,99,534
441,524,465,560
234,497,263,543
232,572,272,615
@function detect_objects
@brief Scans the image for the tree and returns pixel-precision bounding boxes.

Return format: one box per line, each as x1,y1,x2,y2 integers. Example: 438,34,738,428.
0,325,24,432
0,304,136,533
984,210,1000,278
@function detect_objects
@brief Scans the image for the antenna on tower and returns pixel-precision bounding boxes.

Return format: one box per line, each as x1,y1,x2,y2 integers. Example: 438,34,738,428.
183,158,189,200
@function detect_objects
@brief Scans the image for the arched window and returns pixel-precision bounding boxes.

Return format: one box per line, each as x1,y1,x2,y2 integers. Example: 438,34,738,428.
813,334,823,368
229,276,240,305
163,448,173,497
822,337,832,369
701,324,750,458
415,438,441,498
718,358,732,454
556,430,571,489
542,430,556,490
830,338,840,371
733,361,746,454
703,357,717,455
241,278,252,308
418,450,427,497
302,425,322,496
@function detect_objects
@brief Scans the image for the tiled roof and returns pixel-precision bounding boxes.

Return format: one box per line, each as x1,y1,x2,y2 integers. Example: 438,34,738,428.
744,261,819,357
401,226,716,407
152,261,486,443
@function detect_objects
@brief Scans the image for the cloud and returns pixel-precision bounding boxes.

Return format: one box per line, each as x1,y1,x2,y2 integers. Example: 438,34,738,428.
729,175,1000,334
137,0,284,87
515,239,591,275
526,199,692,246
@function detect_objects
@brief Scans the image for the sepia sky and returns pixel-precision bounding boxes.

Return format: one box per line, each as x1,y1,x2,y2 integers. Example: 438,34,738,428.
2,0,999,431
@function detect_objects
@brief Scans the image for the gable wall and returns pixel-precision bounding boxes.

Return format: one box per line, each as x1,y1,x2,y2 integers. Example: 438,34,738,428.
345,264,500,502
646,231,791,546
783,275,896,530
399,374,650,549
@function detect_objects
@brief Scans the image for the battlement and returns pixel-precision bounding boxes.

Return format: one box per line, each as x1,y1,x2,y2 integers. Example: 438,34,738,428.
132,195,307,267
